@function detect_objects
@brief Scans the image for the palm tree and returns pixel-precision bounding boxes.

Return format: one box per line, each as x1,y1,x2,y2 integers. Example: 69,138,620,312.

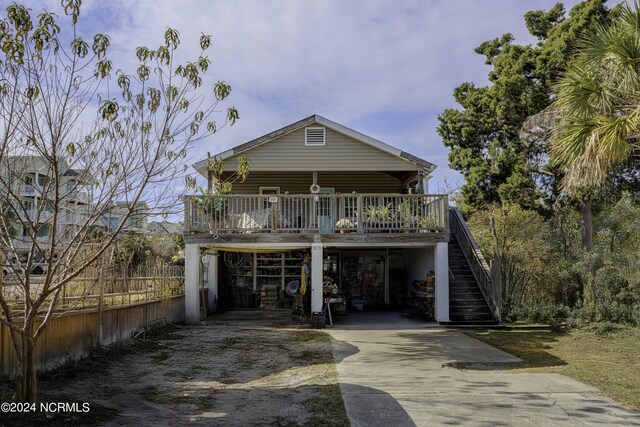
551,1,640,249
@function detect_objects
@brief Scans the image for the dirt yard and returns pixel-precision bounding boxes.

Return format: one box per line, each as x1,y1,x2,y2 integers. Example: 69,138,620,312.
0,311,349,427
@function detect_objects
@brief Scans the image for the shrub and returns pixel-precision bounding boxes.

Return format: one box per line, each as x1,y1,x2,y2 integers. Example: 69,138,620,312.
587,321,625,336
507,303,571,326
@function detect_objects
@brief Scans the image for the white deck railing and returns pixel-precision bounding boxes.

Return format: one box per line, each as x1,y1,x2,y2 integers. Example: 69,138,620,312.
183,193,449,234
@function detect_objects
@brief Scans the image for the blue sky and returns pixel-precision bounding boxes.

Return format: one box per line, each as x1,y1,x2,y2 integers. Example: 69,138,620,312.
14,0,609,193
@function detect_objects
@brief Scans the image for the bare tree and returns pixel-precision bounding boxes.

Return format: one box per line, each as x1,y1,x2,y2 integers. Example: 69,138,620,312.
0,1,238,402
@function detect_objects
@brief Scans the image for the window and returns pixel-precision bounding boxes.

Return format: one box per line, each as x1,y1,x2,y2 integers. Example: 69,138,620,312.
23,198,35,211
305,127,325,146
36,224,50,238
109,216,120,229
259,187,280,195
259,187,280,209
43,200,54,213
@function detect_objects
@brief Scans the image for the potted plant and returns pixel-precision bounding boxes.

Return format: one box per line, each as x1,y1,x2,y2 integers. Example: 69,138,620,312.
336,218,354,234
366,203,392,231
398,199,421,229
418,213,440,233
199,187,229,231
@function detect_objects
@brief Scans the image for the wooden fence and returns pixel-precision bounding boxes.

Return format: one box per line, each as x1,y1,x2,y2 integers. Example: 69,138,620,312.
2,264,184,317
0,295,185,378
0,263,185,377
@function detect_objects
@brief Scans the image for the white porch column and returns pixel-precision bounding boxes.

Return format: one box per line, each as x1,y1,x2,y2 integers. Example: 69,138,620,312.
311,243,324,313
184,243,201,324
206,250,219,313
422,174,431,194
435,241,450,322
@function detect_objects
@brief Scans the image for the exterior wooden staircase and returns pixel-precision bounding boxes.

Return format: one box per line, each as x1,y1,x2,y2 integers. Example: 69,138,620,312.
448,208,500,326
448,238,497,324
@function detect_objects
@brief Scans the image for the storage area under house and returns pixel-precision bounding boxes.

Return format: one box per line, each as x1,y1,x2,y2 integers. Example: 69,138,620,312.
216,247,436,316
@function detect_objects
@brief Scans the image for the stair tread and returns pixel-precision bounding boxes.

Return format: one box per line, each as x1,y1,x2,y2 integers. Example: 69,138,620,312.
448,235,497,323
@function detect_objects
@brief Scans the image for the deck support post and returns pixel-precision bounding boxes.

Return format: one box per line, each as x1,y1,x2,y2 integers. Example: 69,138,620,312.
206,250,219,313
185,243,201,324
435,241,450,322
311,243,324,314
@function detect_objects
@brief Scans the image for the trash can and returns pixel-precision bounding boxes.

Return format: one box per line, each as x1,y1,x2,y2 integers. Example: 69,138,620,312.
310,312,325,329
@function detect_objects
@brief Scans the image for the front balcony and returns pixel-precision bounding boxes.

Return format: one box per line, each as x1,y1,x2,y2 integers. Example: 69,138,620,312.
183,193,449,244
19,184,38,196
18,184,90,204
17,210,53,223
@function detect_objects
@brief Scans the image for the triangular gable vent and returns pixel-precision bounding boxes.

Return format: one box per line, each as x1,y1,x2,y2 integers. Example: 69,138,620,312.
305,127,326,146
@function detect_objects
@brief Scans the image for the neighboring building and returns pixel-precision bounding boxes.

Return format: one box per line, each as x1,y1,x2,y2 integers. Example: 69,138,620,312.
1,156,92,270
101,201,149,234
148,220,181,235
182,115,498,325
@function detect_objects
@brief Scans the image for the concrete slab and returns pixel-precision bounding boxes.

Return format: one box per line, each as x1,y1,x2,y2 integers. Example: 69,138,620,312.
328,312,640,426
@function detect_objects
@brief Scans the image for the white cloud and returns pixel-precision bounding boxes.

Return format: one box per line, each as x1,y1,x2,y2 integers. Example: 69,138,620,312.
13,0,598,191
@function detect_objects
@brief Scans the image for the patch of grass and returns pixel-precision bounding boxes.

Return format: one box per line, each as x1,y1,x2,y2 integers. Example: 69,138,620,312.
215,369,236,385
163,365,211,381
218,336,253,351
291,349,333,365
468,327,640,410
468,329,567,369
139,385,192,406
287,331,330,344
276,343,291,352
99,323,180,360
193,394,218,411
305,365,349,427
177,365,209,381
151,351,171,363
238,356,256,369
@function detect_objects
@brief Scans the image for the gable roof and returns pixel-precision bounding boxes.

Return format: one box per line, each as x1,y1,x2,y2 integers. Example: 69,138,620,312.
193,114,436,176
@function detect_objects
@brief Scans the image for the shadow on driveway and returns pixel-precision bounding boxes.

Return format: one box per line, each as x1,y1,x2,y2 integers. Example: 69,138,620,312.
327,312,640,426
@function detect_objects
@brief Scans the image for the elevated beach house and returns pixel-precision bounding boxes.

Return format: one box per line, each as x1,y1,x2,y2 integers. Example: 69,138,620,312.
182,115,499,325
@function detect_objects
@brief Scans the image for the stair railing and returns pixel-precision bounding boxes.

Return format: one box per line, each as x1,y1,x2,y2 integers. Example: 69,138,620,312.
449,207,501,322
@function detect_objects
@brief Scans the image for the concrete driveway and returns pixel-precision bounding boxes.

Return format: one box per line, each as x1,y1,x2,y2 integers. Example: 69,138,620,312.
327,312,640,427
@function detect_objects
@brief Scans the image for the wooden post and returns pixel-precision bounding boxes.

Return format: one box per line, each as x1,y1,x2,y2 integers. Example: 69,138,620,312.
311,196,317,230
356,195,364,233
271,201,276,231
384,248,389,306
97,260,105,347
183,197,190,233
443,195,449,230
490,257,502,322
